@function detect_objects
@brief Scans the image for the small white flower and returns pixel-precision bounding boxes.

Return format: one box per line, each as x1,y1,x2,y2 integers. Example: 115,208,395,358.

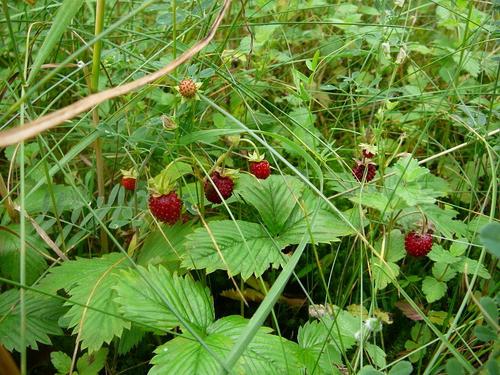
394,0,405,7
382,42,391,55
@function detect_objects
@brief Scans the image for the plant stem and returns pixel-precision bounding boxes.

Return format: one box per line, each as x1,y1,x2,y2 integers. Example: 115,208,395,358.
91,0,108,252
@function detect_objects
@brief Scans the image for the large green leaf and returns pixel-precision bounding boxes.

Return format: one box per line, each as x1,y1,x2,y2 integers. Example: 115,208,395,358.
114,265,214,333
183,184,362,279
137,223,193,270
38,253,131,353
149,316,300,375
0,289,65,351
182,220,284,279
480,222,500,258
0,225,48,284
237,174,304,234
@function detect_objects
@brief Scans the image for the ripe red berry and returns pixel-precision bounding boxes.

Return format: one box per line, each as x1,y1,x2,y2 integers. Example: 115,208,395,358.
148,192,182,225
352,163,377,182
362,149,375,159
250,160,271,179
121,177,136,191
404,231,433,257
178,78,198,98
204,172,234,204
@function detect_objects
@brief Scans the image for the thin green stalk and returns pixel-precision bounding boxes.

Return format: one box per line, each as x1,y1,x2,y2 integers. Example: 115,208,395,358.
19,88,26,375
91,0,108,252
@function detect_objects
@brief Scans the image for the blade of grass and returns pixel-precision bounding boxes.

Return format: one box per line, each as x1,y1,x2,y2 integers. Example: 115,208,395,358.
27,0,85,84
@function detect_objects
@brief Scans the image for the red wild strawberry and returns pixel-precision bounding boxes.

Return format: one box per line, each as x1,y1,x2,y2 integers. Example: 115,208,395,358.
362,149,375,159
404,231,433,257
352,162,377,182
121,177,136,191
148,192,182,225
204,171,234,204
178,78,198,99
250,160,271,179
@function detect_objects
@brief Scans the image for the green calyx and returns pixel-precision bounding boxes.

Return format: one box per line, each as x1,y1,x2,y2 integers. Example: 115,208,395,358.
120,168,138,179
247,151,265,163
148,161,193,195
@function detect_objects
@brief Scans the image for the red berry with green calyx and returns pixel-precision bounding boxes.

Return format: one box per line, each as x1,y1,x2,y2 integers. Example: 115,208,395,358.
204,171,234,204
121,177,136,191
148,192,182,225
404,231,433,257
352,162,377,182
250,160,271,179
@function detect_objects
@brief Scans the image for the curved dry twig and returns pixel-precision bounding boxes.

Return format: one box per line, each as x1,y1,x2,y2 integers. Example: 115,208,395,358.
0,0,233,147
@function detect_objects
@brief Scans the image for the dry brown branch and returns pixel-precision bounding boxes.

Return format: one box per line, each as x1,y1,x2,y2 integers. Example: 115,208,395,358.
0,0,233,147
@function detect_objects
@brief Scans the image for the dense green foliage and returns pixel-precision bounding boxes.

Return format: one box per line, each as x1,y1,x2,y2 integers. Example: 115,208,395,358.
0,0,498,374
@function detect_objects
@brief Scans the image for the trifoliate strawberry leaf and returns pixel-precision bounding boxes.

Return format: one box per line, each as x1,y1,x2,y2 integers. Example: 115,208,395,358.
38,253,131,353
182,220,285,279
149,315,300,375
422,276,447,303
0,289,65,352
137,223,193,270
114,265,214,333
237,174,304,235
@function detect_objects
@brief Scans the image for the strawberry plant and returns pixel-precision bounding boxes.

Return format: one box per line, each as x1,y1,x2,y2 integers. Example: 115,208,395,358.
0,0,498,374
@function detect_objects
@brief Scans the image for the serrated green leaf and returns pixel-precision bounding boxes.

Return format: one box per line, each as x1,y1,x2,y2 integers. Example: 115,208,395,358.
0,290,65,352
359,365,384,375
51,351,72,375
422,204,467,238
446,358,465,375
372,260,400,290
137,223,192,270
365,343,386,368
237,174,304,234
452,257,490,279
388,361,413,375
28,0,86,83
117,326,146,355
393,156,430,182
450,240,468,257
422,276,447,303
77,348,108,375
0,225,48,284
150,315,300,375
385,229,406,263
479,297,498,328
480,222,500,258
349,191,390,212
474,325,496,342
428,245,460,264
114,265,214,333
38,253,131,353
432,262,457,282
182,220,284,279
